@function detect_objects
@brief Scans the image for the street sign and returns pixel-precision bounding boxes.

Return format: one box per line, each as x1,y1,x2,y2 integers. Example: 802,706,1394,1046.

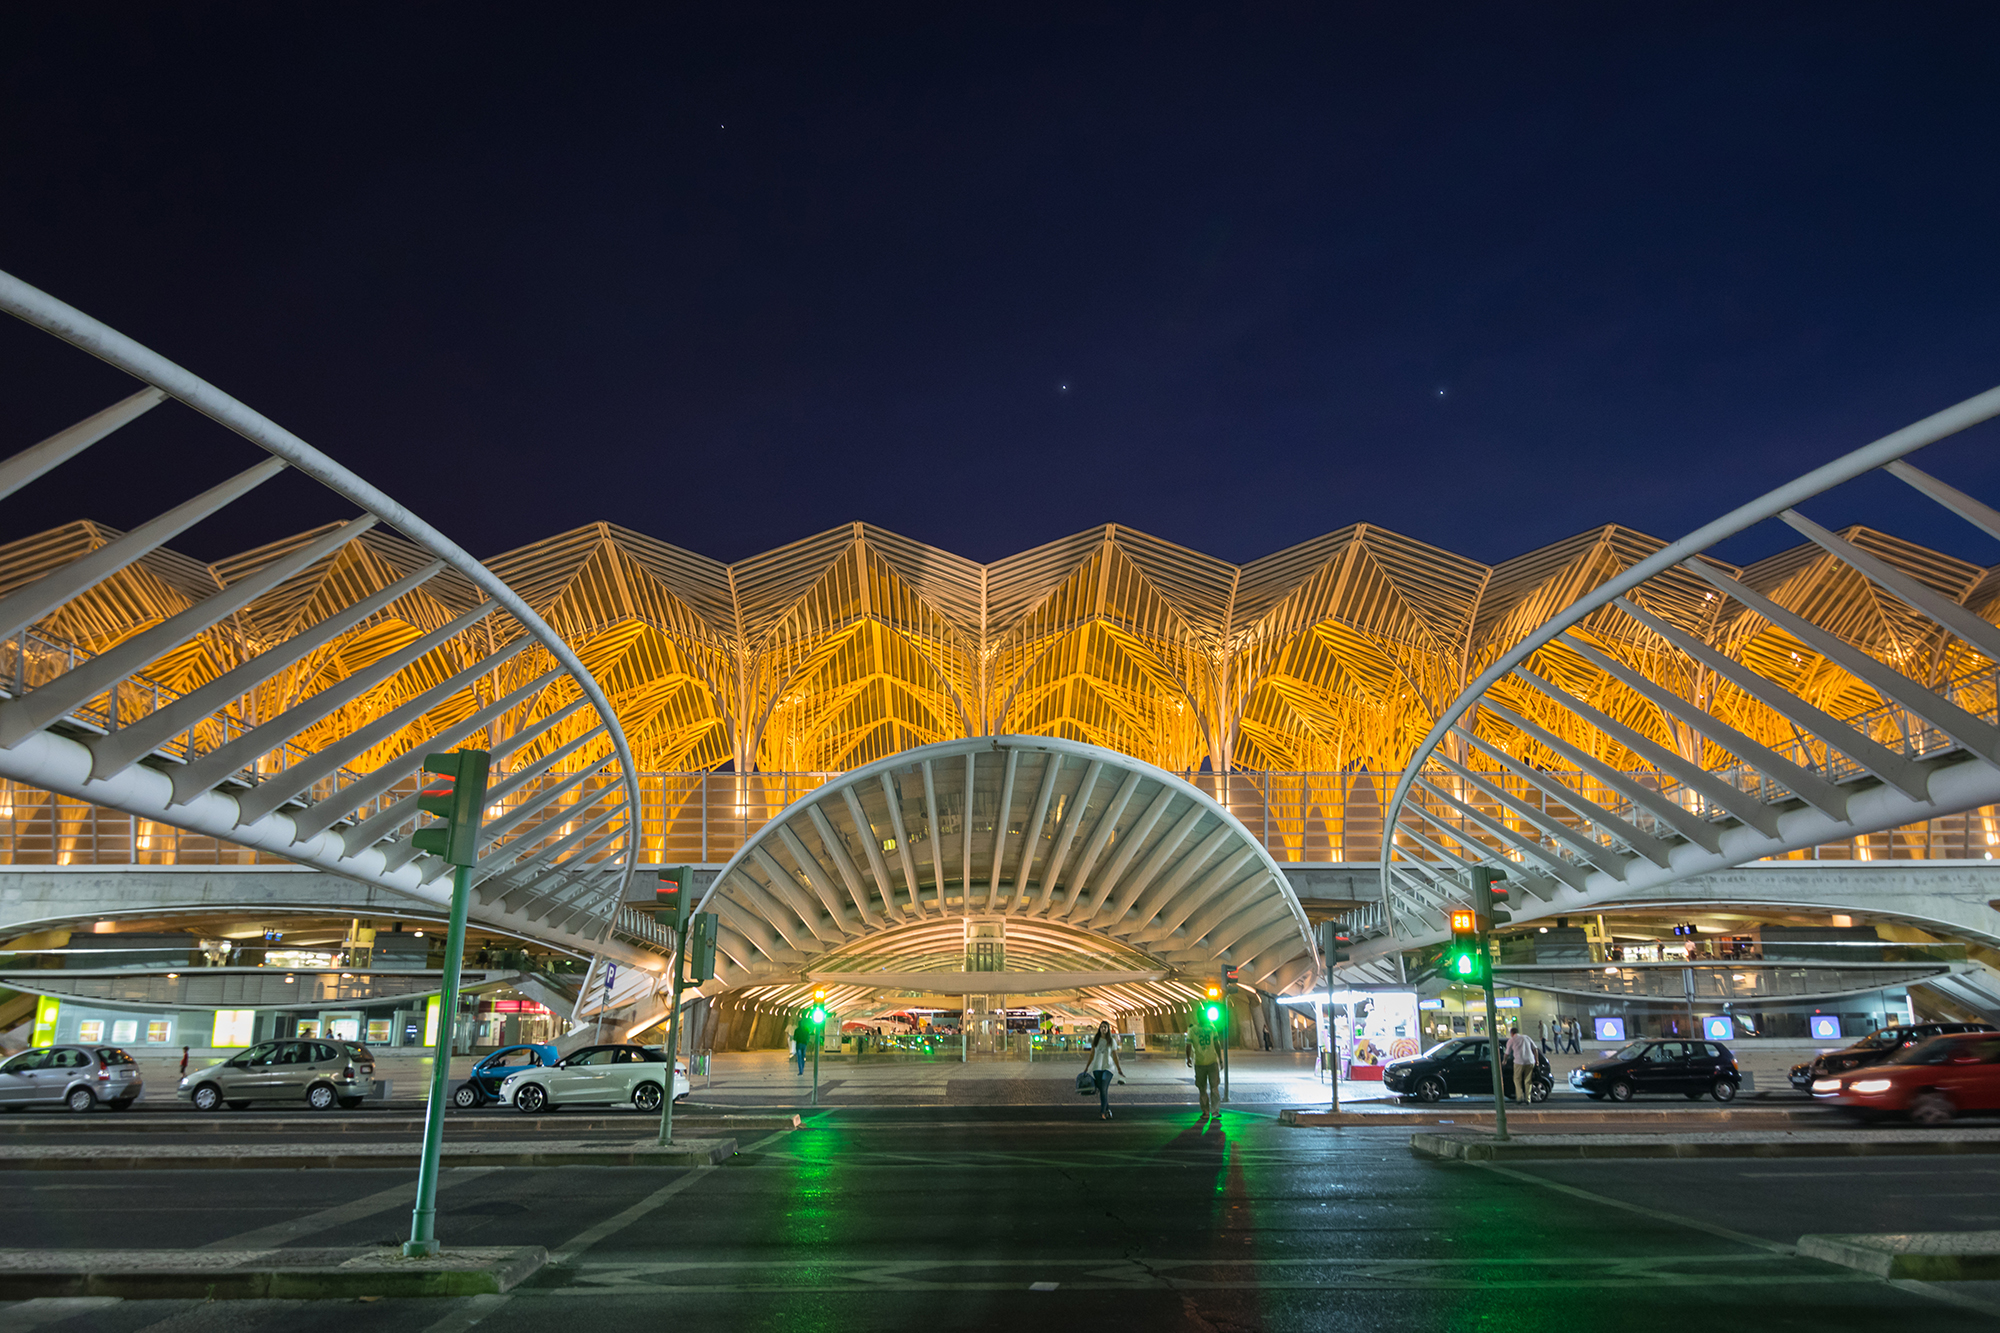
603,961,617,997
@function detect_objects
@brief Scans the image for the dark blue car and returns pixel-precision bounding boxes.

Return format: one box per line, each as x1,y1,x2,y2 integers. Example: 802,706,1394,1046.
453,1043,560,1108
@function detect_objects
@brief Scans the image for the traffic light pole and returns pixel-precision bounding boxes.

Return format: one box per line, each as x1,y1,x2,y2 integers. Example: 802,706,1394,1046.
1482,929,1509,1142
656,935,687,1146
811,1031,820,1107
405,860,473,1257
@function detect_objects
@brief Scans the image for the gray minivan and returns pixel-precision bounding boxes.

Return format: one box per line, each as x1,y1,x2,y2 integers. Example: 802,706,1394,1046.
0,1046,143,1111
178,1039,373,1111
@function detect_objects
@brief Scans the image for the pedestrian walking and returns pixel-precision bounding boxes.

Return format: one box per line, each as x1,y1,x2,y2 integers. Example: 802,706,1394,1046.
179,1046,189,1077
1504,1025,1537,1102
1082,1021,1125,1120
790,1013,813,1075
1187,1018,1223,1116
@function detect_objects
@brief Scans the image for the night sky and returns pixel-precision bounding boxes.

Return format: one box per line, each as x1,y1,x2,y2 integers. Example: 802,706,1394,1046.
2,4,1998,573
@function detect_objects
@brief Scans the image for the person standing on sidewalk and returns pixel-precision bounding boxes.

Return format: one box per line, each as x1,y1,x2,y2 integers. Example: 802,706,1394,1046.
790,1013,813,1076
1082,1022,1125,1120
1187,1019,1223,1117
1504,1025,1538,1102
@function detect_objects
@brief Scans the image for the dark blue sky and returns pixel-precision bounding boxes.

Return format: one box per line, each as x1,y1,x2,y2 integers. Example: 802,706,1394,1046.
2,3,1998,572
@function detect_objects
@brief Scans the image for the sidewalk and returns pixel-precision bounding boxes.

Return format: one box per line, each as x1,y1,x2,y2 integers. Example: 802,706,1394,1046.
685,1049,1398,1108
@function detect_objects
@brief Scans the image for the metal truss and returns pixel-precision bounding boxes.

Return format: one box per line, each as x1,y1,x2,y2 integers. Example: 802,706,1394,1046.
1369,384,2000,957
0,269,647,960
688,736,1317,1010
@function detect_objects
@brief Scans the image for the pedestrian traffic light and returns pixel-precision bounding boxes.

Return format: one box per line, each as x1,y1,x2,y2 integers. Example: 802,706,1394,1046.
656,865,693,929
808,987,828,1027
1205,982,1223,1000
1443,907,1486,983
1469,865,1509,930
1317,920,1351,968
410,750,489,867
684,911,718,982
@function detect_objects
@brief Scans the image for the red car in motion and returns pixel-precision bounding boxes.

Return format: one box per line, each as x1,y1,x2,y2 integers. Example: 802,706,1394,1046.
1814,1031,2000,1125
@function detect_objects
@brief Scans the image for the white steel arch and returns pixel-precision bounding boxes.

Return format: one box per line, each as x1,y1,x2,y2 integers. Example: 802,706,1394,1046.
0,269,653,963
691,735,1317,1011
1363,384,2000,970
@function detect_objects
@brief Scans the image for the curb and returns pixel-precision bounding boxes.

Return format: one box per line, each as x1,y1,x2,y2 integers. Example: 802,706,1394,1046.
1798,1232,2000,1280
1409,1131,2000,1161
1281,1107,1827,1128
0,1114,798,1136
0,1246,547,1299
0,1137,737,1171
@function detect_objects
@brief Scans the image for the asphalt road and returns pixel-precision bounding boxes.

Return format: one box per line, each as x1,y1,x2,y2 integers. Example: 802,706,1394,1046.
2,1108,1997,1332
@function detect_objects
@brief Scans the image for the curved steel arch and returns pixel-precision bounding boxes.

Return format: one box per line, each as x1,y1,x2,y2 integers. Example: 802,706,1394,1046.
1368,383,2000,962
692,735,1316,1007
0,269,650,960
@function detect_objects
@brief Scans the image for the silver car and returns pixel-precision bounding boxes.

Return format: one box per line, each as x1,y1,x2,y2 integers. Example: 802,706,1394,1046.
0,1046,144,1112
178,1038,374,1111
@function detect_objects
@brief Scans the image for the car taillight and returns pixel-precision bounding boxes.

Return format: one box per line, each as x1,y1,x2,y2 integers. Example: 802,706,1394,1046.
342,1065,355,1079
96,1068,109,1081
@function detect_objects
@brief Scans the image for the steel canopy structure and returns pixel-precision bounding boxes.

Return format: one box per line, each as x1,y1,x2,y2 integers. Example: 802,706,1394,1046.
687,736,1316,1016
1360,384,2000,976
0,270,652,966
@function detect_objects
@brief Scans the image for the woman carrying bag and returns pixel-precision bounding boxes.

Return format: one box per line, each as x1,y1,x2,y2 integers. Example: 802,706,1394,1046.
1082,1021,1126,1120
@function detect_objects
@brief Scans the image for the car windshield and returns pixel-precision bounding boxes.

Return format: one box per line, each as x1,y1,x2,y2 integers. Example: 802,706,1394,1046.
1852,1029,1905,1050
1613,1041,1650,1061
1421,1040,1463,1059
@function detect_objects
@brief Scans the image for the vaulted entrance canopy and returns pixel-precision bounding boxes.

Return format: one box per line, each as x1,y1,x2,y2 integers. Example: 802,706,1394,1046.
691,737,1316,1013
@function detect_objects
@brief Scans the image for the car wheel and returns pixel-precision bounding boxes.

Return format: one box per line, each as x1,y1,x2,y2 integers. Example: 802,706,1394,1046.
1414,1075,1447,1103
306,1083,337,1111
191,1083,223,1112
1711,1079,1737,1103
452,1083,484,1110
337,1097,364,1110
1910,1091,1955,1127
1530,1078,1552,1104
65,1087,95,1113
1608,1080,1635,1102
515,1083,548,1113
632,1081,663,1113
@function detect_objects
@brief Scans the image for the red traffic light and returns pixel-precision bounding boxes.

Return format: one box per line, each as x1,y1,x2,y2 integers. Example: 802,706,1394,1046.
419,774,455,800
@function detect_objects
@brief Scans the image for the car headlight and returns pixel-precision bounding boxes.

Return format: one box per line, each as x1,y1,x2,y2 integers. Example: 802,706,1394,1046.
1811,1077,1841,1093
1850,1078,1892,1094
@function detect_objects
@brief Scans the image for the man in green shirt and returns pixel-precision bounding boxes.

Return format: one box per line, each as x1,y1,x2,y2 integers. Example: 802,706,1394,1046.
1187,1022,1223,1116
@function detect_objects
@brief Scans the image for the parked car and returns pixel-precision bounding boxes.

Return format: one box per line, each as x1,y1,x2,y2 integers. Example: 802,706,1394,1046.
0,1046,142,1111
453,1043,560,1108
1788,1022,1995,1091
500,1043,690,1113
1569,1039,1741,1102
1381,1038,1551,1103
178,1039,374,1111
1813,1031,2000,1125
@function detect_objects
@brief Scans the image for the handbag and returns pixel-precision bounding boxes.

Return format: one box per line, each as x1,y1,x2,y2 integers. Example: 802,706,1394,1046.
1076,1070,1097,1096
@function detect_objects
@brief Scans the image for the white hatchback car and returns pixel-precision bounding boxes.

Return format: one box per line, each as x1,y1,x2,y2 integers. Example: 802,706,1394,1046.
500,1043,690,1113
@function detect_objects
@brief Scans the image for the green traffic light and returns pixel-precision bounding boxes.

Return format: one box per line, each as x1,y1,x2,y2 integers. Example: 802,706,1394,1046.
1454,953,1475,976
1204,1004,1221,1023
809,1005,826,1026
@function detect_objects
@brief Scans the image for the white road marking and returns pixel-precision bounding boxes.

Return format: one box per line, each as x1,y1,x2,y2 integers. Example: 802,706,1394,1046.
0,1298,121,1329
420,1292,511,1333
550,1171,714,1264
1469,1162,1793,1254
201,1166,496,1249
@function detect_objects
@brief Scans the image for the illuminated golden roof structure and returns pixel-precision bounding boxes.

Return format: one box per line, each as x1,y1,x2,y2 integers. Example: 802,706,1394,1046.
14,516,1989,793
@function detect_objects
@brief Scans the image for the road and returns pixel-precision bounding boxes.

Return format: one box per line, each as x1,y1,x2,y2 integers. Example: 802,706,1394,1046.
2,1106,1997,1332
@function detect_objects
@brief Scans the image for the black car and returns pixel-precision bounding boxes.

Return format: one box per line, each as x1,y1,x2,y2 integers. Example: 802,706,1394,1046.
1569,1039,1740,1102
1381,1037,1551,1103
1787,1022,1996,1091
